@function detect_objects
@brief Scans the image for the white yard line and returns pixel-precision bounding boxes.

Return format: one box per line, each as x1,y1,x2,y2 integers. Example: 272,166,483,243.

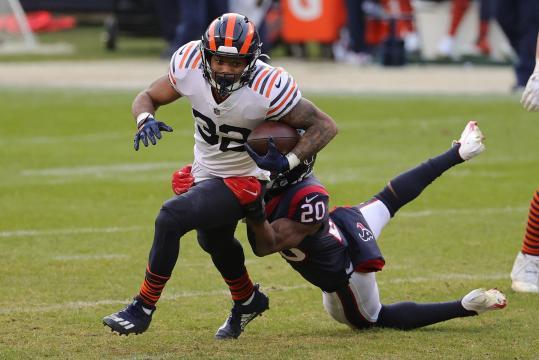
20,162,182,177
0,273,508,315
0,226,145,238
384,273,508,284
399,206,527,218
52,254,129,261
1,205,526,238
0,129,193,147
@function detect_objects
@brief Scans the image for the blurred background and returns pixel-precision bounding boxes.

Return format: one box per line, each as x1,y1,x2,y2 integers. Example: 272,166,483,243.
0,0,530,93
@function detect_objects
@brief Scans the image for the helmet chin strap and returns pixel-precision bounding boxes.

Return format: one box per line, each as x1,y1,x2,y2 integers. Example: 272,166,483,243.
217,82,230,97
213,72,241,97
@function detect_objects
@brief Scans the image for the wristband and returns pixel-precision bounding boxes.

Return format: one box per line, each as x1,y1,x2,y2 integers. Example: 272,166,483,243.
285,152,301,170
136,112,153,127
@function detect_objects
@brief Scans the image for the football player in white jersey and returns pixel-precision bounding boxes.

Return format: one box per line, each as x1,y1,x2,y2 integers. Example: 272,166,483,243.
103,13,338,339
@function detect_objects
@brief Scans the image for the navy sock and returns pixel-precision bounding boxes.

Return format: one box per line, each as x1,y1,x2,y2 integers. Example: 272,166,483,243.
375,145,464,216
376,300,475,330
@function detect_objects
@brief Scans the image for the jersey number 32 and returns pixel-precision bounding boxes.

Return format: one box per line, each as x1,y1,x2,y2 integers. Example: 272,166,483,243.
194,109,251,152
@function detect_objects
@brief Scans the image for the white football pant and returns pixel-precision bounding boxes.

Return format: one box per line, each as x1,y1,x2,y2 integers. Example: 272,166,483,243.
322,199,391,327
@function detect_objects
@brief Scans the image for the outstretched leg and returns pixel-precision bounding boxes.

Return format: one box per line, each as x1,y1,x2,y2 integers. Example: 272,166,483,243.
360,121,485,240
323,272,506,330
321,122,504,331
376,121,484,217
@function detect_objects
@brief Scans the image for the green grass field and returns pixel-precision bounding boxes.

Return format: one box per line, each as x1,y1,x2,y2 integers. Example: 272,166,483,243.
1,89,538,359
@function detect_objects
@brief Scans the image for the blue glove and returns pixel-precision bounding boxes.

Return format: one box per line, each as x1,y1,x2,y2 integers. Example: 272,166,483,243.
133,117,173,151
245,137,290,173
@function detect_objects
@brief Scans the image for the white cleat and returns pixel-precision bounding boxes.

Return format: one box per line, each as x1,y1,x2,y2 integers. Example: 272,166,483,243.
461,288,507,314
511,252,539,293
437,36,456,59
453,121,486,160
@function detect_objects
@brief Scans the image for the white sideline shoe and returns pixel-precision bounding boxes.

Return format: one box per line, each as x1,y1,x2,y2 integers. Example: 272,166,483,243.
437,36,456,59
453,121,485,160
511,252,539,293
461,288,507,314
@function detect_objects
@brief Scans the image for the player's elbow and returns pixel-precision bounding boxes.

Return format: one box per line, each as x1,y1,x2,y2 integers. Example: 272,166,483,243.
319,111,338,140
253,247,273,257
327,117,338,139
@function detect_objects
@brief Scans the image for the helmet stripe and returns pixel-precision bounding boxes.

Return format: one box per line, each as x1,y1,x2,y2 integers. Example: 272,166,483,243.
239,22,255,54
224,13,237,47
208,19,218,51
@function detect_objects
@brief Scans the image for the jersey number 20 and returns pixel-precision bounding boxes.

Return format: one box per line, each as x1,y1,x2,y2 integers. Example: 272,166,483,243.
300,201,325,223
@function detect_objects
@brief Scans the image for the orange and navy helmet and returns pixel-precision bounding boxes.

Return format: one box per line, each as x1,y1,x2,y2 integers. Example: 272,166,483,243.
201,13,262,96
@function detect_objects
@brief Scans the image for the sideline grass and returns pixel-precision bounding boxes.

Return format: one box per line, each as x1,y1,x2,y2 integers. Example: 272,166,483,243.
0,26,167,62
1,89,538,359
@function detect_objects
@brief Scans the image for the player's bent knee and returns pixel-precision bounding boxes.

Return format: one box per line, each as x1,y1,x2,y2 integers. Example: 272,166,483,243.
197,234,242,255
155,207,186,237
322,292,350,325
322,291,376,329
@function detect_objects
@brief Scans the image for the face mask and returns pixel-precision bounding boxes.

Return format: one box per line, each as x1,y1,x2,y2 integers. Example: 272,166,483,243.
212,70,241,96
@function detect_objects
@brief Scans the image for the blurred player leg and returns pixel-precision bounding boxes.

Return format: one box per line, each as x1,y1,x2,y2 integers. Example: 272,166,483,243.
497,0,539,88
476,0,494,56
437,0,470,58
511,189,539,292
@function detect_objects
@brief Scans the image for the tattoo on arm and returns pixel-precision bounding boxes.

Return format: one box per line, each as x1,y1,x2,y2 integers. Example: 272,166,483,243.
279,98,338,160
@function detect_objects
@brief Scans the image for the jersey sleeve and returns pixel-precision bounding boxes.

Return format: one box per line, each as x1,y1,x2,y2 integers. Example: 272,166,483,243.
288,185,329,225
263,68,302,121
168,40,203,95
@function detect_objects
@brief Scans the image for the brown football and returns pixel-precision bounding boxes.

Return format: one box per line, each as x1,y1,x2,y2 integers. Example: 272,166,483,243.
247,121,299,156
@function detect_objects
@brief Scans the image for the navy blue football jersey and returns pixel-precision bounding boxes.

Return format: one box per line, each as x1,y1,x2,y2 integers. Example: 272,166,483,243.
265,177,385,293
265,175,329,224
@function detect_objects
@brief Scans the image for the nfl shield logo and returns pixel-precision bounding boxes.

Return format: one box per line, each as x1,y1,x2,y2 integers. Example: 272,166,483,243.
214,108,220,116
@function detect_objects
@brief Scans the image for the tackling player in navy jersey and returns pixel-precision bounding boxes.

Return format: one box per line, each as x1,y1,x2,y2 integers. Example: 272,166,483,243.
102,13,338,339
170,122,507,331
236,121,507,330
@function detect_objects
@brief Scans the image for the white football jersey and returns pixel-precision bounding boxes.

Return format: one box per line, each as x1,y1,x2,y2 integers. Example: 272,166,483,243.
168,40,302,181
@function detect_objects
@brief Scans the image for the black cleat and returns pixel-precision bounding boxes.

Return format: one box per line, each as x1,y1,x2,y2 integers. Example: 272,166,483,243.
215,284,269,339
103,297,155,336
